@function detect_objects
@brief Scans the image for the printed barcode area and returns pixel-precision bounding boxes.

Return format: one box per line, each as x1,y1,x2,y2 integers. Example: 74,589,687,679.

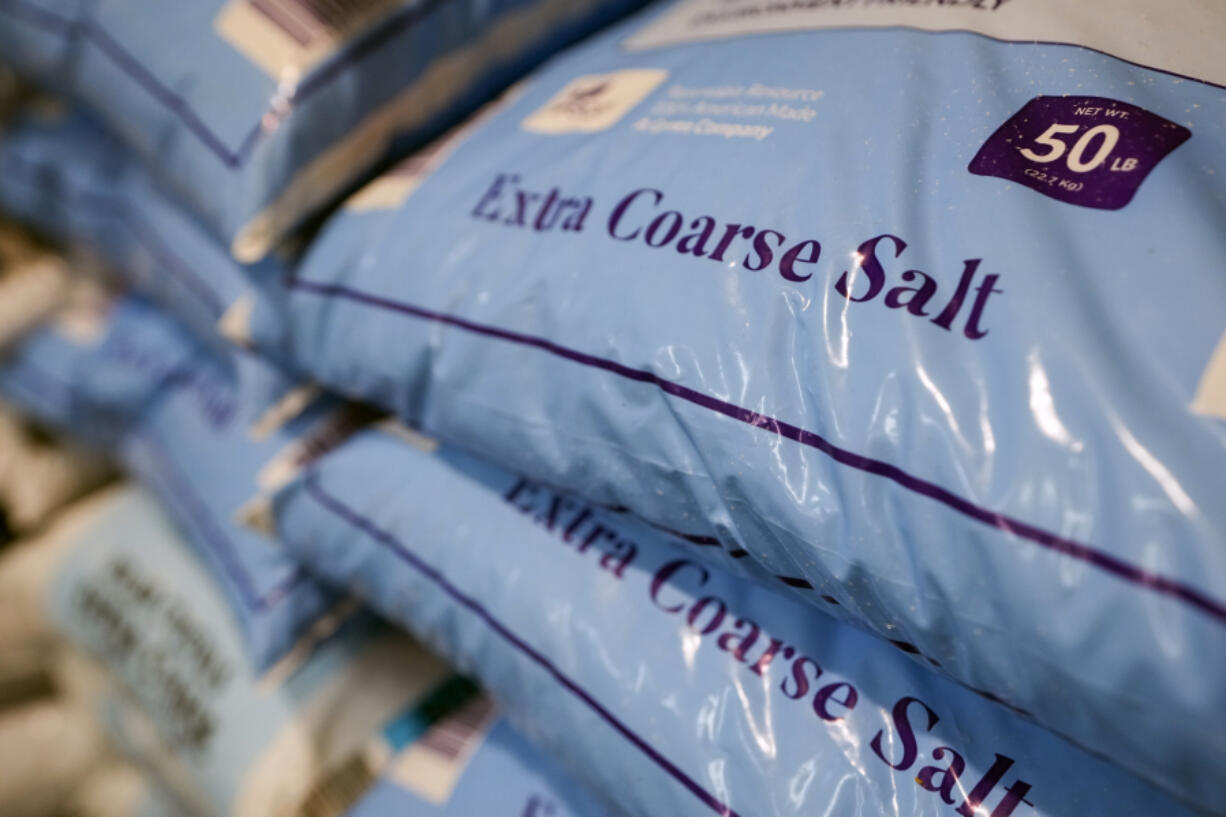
418,694,496,761
297,752,379,817
249,0,396,46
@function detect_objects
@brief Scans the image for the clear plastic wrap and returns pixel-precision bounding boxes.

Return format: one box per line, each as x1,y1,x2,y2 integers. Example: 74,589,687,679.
240,3,1226,808
262,424,1212,817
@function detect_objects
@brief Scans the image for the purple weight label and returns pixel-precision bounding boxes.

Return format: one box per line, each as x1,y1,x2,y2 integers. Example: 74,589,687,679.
969,95,1190,210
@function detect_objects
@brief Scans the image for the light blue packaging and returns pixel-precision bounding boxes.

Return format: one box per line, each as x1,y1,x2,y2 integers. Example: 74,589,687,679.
0,291,344,670
0,0,81,88
43,486,616,817
0,0,646,259
265,424,1211,817
0,105,285,348
0,291,198,448
248,2,1226,807
116,351,351,671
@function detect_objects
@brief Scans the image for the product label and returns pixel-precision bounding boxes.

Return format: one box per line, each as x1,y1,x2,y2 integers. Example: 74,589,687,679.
494,474,1043,817
626,0,1226,88
968,96,1190,209
215,0,401,79
69,553,236,757
469,172,1006,342
522,70,670,134
619,80,824,145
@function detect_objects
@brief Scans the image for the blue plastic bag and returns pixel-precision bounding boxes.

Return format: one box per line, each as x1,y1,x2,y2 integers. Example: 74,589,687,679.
116,353,352,671
0,292,345,670
36,485,618,817
0,0,647,259
264,424,1211,817
0,290,198,448
243,2,1226,808
0,105,284,348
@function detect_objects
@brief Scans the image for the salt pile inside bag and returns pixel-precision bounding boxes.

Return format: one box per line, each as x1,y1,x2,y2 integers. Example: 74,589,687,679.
0,0,648,259
233,1,1226,808
0,288,347,671
255,422,1210,817
0,483,619,817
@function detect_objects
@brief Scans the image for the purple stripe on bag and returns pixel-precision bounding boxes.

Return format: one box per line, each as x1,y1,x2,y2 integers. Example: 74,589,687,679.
303,470,746,817
287,276,1226,626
